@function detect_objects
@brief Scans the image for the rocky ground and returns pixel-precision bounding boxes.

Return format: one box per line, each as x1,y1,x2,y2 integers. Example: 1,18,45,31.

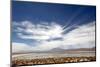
12,56,96,66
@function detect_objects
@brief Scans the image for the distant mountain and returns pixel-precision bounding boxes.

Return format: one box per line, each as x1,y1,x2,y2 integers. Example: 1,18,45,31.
12,47,96,55
65,47,96,51
49,47,96,53
49,48,66,52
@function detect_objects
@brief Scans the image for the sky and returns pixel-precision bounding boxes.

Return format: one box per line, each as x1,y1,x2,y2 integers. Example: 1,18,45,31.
12,1,96,53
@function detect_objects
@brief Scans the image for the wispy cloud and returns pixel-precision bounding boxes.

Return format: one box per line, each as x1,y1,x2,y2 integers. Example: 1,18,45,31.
12,21,95,53
13,21,64,40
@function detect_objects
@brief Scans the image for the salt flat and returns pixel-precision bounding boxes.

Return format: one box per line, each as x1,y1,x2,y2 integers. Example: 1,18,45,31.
12,51,95,60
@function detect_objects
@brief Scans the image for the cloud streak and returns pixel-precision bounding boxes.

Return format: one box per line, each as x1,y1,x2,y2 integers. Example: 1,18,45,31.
12,21,95,53
13,21,64,40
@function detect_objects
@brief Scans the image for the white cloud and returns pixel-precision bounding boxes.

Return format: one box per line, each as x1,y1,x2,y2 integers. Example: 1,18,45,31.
12,21,95,53
61,22,95,49
14,21,64,40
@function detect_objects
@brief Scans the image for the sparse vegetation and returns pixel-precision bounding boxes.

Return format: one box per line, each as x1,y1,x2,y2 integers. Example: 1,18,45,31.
12,56,96,66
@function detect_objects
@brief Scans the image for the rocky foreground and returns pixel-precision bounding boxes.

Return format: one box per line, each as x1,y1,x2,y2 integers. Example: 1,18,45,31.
12,56,96,66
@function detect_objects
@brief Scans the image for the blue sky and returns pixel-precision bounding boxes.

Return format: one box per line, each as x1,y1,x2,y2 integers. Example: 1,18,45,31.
12,1,95,23
12,1,96,53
